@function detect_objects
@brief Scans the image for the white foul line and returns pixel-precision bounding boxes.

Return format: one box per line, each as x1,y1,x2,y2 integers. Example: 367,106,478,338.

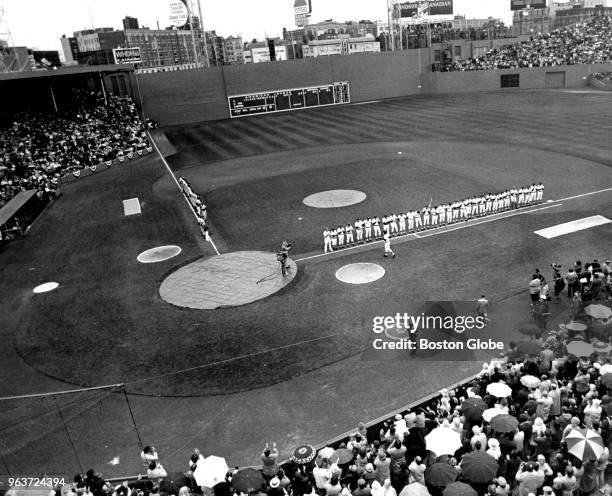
556,186,612,203
294,203,563,263
148,131,220,256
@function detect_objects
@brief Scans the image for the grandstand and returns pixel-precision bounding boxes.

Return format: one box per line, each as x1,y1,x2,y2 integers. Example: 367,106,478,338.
0,13,611,496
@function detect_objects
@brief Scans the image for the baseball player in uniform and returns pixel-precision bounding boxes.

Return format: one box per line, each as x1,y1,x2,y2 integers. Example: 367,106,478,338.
536,182,544,202
407,210,414,232
323,228,333,253
364,218,372,241
431,206,439,227
383,232,395,258
345,223,354,245
398,212,406,234
390,213,399,235
437,204,446,225
422,206,430,228
413,209,422,230
330,227,338,249
373,217,382,239
337,225,345,248
355,219,364,243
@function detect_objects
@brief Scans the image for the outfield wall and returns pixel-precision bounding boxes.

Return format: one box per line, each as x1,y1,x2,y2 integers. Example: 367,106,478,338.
139,50,427,125
138,53,612,126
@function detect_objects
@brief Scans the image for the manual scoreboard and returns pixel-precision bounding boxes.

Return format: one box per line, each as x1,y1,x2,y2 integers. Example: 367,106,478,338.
228,81,350,118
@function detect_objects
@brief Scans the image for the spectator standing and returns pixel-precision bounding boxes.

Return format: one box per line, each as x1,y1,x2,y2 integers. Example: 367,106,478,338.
262,443,279,481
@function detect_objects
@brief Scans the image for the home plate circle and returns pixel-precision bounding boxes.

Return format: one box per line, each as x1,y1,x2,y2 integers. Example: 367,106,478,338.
137,245,182,263
33,282,59,294
303,190,366,208
336,263,385,284
159,251,297,309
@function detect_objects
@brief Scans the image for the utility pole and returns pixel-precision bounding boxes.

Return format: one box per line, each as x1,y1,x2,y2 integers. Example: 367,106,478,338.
196,0,210,67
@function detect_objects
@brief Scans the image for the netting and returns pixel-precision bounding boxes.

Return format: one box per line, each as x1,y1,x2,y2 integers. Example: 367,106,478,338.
0,386,143,478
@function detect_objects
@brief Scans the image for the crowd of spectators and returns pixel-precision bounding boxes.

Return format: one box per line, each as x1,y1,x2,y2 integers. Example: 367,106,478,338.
592,72,612,81
528,259,612,306
438,16,611,71
53,293,612,496
0,91,152,211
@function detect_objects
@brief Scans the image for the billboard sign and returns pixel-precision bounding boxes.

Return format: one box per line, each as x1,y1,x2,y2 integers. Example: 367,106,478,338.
113,47,142,64
169,0,189,27
294,0,312,15
510,0,546,10
397,0,453,17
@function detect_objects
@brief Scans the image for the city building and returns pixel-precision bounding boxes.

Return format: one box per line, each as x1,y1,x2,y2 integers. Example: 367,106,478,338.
124,27,203,68
554,4,612,27
222,36,244,64
244,41,270,63
452,15,503,30
122,16,140,30
205,30,224,66
60,35,79,65
512,8,552,35
302,35,380,57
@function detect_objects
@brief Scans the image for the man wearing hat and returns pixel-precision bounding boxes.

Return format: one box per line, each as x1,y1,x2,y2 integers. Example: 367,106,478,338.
495,478,509,496
363,464,376,485
352,479,371,496
266,478,286,496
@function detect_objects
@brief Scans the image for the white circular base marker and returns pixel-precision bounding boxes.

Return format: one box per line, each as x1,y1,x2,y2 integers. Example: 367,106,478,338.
303,190,367,208
137,245,182,263
336,263,385,284
33,282,59,294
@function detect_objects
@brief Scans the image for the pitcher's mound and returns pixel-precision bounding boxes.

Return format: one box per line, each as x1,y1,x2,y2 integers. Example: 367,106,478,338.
159,251,297,309
303,189,366,208
335,263,385,284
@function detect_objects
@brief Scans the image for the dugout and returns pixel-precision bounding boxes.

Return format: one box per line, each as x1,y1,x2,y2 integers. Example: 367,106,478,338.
0,190,45,241
0,64,137,117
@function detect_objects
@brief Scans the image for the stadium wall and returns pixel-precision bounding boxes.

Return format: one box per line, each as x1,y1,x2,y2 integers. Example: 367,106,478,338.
138,55,612,126
138,50,427,125
424,63,612,93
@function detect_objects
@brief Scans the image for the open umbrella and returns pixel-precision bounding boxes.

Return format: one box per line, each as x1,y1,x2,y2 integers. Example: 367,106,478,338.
482,408,505,423
566,341,595,357
231,468,264,494
485,383,512,398
520,375,541,388
566,321,587,332
425,427,462,456
489,414,519,433
400,483,431,496
601,373,612,389
315,447,339,466
585,305,612,320
516,340,541,356
566,428,604,461
443,482,478,496
459,451,498,483
335,448,354,465
193,456,229,488
291,444,316,464
461,398,487,422
425,463,459,487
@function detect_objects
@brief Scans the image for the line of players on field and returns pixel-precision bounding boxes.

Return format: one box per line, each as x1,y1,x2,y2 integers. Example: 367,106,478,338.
323,183,544,253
